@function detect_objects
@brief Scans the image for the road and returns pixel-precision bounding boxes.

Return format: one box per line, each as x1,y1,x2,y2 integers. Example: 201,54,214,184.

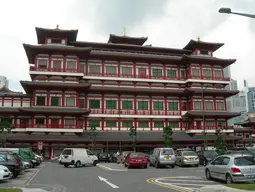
2,162,221,192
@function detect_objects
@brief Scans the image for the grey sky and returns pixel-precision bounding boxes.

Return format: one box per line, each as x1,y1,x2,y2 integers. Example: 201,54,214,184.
0,0,255,91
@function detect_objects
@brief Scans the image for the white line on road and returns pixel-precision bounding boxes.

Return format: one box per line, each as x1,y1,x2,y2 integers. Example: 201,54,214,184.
25,164,46,186
98,176,119,189
158,179,214,183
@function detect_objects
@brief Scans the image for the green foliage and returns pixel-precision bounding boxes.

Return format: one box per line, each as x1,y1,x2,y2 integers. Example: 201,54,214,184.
163,126,173,147
214,135,226,155
88,123,98,140
129,126,136,152
0,121,15,132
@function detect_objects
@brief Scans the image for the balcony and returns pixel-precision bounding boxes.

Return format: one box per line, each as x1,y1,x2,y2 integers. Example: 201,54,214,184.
29,66,84,74
186,75,230,81
14,124,84,133
90,109,181,116
185,126,234,134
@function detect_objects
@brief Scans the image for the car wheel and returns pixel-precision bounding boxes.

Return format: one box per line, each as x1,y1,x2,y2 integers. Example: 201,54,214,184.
155,161,160,168
226,174,233,184
124,163,127,167
127,163,131,169
205,169,212,180
75,161,81,168
171,165,175,168
144,164,148,169
93,160,98,166
12,171,18,178
64,164,69,168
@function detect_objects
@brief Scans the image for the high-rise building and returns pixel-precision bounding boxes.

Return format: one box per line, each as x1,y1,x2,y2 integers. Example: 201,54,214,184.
0,76,9,88
0,27,241,158
247,87,255,113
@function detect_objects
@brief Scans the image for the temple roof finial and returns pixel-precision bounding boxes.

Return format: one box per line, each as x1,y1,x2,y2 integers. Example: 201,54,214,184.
56,24,59,29
123,26,127,36
197,36,201,41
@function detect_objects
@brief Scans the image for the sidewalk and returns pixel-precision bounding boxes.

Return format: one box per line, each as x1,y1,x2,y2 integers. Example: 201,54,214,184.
18,188,48,192
197,185,255,192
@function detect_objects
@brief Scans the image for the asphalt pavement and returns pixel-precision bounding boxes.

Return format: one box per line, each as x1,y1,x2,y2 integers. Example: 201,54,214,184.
1,162,223,192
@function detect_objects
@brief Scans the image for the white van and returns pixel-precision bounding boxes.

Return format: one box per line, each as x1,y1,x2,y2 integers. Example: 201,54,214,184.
59,148,98,168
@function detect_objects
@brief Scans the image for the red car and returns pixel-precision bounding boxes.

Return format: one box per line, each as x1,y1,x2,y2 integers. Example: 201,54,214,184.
124,152,148,169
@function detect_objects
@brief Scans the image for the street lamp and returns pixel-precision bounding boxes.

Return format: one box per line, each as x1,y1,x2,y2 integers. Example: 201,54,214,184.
219,7,255,19
202,85,209,150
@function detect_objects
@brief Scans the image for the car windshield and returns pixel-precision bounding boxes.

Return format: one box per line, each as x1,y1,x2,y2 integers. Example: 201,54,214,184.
0,156,6,162
161,149,173,155
204,150,218,157
130,153,146,158
234,156,255,166
247,148,255,155
62,149,72,155
183,151,197,156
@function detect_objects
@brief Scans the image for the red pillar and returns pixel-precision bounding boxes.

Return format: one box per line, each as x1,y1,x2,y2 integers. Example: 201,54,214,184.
134,95,137,115
133,62,136,78
150,119,153,131
211,65,214,80
117,62,120,77
102,94,105,113
200,65,203,79
148,63,151,78
77,57,80,72
46,91,50,106
85,60,88,75
164,96,168,115
213,97,216,110
76,93,79,107
149,96,152,115
63,57,66,72
102,118,104,131
163,64,166,79
61,91,65,107
102,60,105,75
177,67,180,80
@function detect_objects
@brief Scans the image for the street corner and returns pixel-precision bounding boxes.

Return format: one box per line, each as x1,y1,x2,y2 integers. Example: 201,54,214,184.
97,162,127,171
147,176,218,192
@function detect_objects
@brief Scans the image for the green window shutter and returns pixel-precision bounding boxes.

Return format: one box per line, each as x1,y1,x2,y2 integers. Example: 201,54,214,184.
138,122,149,127
169,122,179,128
51,97,60,106
122,122,133,127
89,100,100,109
168,102,179,111
152,69,162,77
154,122,164,127
106,121,117,127
167,69,177,77
122,101,133,109
153,101,164,110
89,121,100,127
138,101,148,110
36,96,45,106
106,100,117,109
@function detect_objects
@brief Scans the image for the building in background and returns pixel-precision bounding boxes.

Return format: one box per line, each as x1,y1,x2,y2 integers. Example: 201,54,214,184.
247,87,255,113
0,27,241,158
0,76,9,88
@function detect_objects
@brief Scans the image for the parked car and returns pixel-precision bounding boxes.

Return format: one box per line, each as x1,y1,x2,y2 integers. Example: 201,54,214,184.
124,152,148,169
205,154,255,184
0,151,23,178
225,150,254,157
20,156,32,169
149,148,176,168
116,151,133,164
97,153,110,163
198,150,218,166
0,165,11,180
60,148,98,168
176,150,199,167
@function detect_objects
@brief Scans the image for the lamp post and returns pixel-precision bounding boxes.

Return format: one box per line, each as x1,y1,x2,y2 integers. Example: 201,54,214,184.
202,85,209,150
219,8,255,19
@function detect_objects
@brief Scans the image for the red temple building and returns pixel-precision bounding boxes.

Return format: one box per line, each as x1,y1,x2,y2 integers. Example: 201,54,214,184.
0,26,242,158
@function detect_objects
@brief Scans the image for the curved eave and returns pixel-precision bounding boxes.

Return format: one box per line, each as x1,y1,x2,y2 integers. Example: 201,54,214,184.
183,111,241,119
70,41,192,55
182,55,236,67
90,87,185,96
90,50,182,63
23,44,92,64
0,93,30,98
184,88,239,97
36,27,78,44
234,128,254,133
0,108,21,113
108,34,148,45
20,81,91,94
183,40,224,52
19,107,91,115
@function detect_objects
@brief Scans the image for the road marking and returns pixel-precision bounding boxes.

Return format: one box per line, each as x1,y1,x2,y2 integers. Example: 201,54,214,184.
25,164,46,186
97,164,127,171
98,176,119,189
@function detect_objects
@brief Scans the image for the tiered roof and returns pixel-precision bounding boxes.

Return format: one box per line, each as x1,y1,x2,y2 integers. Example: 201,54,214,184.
183,39,224,52
107,34,148,45
0,86,29,97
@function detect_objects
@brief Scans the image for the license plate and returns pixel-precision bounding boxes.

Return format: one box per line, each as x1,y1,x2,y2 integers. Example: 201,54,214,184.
165,157,171,160
136,160,142,162
246,175,255,178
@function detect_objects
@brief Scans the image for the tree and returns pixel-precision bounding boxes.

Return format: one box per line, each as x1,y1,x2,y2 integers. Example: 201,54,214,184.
88,123,98,152
214,135,226,155
0,121,15,148
162,126,173,147
129,126,136,152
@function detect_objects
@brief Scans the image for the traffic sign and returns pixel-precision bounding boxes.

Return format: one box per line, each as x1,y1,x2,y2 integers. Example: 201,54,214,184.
38,141,43,150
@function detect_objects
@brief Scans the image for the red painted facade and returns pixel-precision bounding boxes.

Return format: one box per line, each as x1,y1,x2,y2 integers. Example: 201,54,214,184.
0,27,241,158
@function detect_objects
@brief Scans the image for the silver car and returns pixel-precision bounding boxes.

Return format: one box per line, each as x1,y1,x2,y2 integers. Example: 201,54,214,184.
205,154,255,184
149,148,176,168
176,150,199,167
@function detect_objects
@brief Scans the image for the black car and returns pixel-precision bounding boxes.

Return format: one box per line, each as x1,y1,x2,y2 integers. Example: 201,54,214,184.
98,153,110,162
0,151,23,177
197,150,218,166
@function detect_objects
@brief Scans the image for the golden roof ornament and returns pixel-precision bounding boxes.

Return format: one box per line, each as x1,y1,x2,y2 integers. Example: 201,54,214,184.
197,36,201,41
56,25,59,29
123,26,127,36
